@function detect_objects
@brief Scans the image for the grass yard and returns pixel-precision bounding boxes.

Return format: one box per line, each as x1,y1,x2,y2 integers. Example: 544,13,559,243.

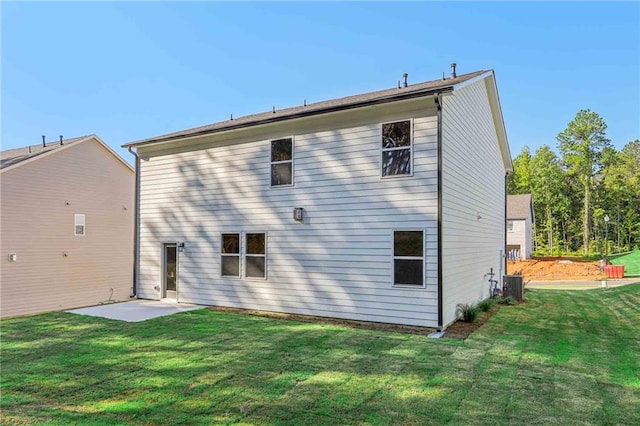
2,285,639,425
610,249,640,276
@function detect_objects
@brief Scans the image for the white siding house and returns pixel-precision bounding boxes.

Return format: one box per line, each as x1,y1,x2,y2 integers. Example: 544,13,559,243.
507,194,534,260
125,70,512,330
1,135,134,318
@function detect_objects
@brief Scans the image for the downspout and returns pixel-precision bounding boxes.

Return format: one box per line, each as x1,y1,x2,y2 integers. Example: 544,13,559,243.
503,172,509,282
128,147,140,298
434,92,443,331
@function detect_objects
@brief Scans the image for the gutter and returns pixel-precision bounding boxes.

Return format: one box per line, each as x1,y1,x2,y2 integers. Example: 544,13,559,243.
434,92,444,331
124,87,455,149
128,147,140,298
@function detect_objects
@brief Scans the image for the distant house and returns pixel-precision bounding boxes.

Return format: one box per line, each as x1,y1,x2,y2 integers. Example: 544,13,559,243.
507,194,534,259
124,69,512,330
1,135,134,318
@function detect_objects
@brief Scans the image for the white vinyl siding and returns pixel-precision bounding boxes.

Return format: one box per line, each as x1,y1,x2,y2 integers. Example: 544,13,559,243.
507,218,533,259
441,79,507,328
137,98,439,327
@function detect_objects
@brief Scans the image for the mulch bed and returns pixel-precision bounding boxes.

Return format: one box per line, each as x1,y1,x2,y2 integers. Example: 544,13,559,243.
208,305,503,340
443,306,500,339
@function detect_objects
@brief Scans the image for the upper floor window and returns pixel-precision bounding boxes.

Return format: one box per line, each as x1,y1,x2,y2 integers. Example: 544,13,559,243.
74,214,85,236
507,220,514,232
271,138,293,186
381,120,412,177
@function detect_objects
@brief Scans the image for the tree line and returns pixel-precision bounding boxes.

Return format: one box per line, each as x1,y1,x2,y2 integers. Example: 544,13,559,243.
508,109,640,256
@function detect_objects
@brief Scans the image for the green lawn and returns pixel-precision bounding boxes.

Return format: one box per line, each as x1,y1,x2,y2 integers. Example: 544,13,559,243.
610,249,640,276
2,285,639,425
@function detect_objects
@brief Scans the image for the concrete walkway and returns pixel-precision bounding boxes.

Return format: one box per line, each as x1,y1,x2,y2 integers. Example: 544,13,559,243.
527,278,639,290
68,299,206,322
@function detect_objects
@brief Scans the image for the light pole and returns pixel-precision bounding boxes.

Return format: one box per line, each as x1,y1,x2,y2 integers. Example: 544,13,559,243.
604,214,610,261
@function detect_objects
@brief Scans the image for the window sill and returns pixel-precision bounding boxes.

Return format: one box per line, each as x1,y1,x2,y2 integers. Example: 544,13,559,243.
381,174,414,179
392,284,426,289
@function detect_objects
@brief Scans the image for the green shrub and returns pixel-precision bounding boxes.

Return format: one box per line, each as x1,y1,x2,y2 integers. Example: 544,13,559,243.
457,303,481,323
477,298,496,312
498,296,517,305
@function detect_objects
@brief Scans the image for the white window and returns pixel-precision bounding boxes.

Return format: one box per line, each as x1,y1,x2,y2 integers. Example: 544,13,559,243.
271,138,293,186
393,230,424,286
381,120,412,177
245,233,267,279
507,220,514,232
221,232,268,279
74,214,85,236
221,233,240,277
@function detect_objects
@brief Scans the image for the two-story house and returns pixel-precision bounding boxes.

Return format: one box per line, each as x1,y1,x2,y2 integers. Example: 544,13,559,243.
1,135,134,318
124,69,512,330
507,194,534,259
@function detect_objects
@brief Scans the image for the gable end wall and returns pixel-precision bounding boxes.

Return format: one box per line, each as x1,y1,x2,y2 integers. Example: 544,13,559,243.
441,79,507,327
0,139,134,317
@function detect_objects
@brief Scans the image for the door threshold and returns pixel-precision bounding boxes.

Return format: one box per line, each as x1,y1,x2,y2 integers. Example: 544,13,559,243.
160,298,179,304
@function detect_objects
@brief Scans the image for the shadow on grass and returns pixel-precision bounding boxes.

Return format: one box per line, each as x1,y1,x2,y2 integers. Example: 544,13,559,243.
2,285,639,425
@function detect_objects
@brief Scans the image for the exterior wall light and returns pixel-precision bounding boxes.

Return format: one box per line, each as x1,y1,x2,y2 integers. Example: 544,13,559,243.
178,242,185,252
293,208,304,222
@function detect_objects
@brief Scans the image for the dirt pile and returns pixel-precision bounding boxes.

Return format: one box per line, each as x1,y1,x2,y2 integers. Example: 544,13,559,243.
507,257,605,281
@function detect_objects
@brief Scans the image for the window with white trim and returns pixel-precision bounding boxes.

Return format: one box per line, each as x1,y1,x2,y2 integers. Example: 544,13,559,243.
382,120,412,177
245,233,266,278
271,138,293,186
507,220,514,232
393,230,423,286
74,214,85,236
221,233,240,277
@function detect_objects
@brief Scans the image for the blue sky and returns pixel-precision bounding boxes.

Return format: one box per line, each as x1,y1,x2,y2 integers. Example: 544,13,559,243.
2,2,638,165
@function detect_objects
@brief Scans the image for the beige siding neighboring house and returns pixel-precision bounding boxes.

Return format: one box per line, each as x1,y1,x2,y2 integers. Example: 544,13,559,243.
125,69,512,330
506,194,534,259
1,135,134,318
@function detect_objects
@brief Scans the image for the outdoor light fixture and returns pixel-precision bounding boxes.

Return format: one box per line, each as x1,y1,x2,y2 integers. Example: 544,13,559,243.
178,242,185,252
293,208,304,222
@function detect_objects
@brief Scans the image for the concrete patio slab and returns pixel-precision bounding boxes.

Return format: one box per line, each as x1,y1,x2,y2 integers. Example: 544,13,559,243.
67,299,206,322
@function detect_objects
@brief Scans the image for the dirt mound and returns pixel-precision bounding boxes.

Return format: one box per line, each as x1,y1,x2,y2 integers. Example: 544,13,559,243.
507,258,604,281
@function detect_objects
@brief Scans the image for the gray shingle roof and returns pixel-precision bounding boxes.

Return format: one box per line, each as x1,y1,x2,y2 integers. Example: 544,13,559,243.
1,136,91,170
507,194,533,220
124,70,490,148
